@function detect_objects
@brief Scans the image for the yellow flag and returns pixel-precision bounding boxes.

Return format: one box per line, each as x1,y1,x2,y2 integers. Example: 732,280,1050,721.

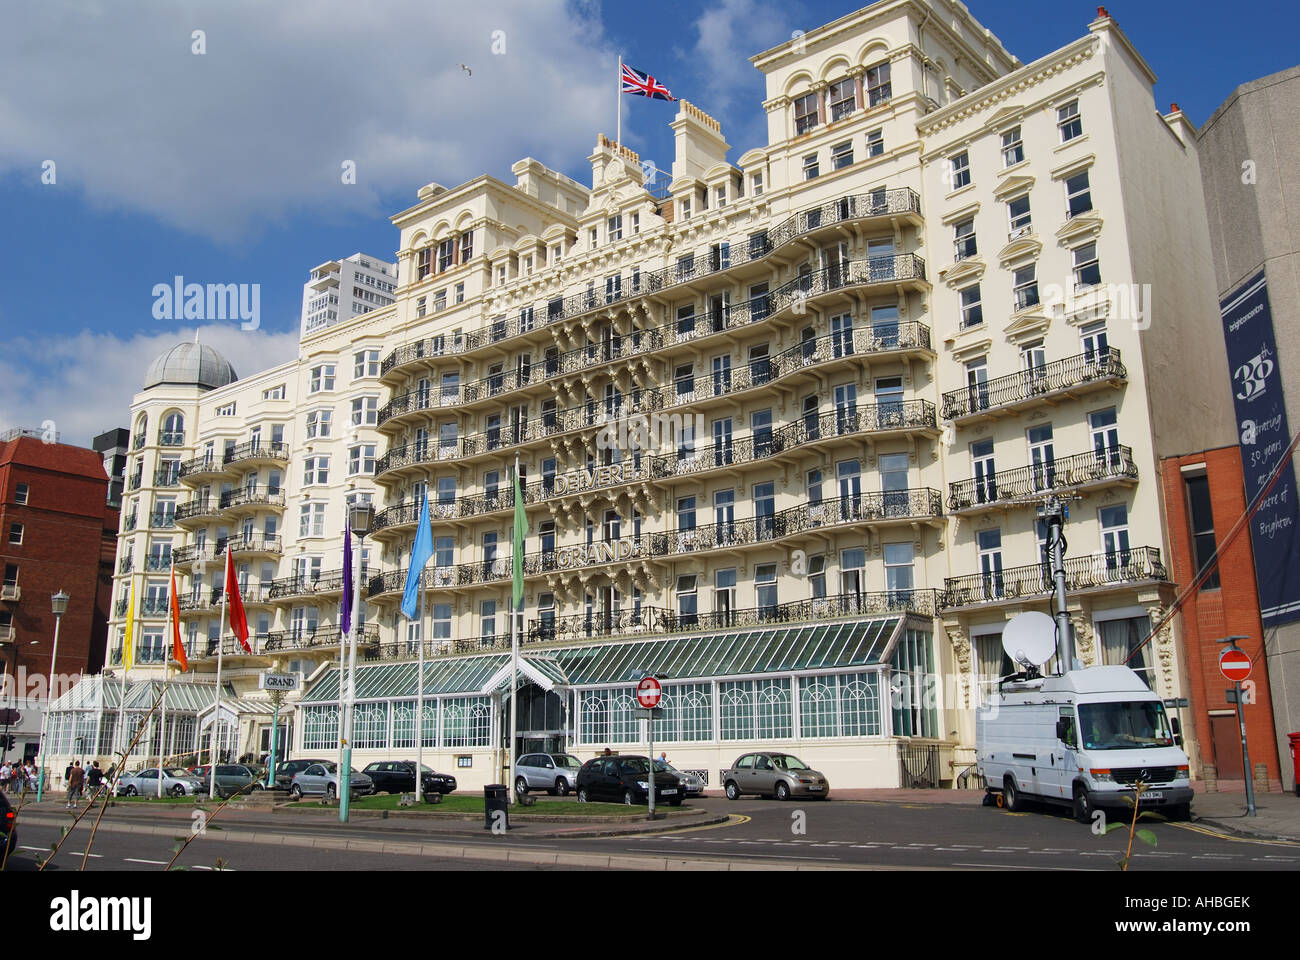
123,579,135,671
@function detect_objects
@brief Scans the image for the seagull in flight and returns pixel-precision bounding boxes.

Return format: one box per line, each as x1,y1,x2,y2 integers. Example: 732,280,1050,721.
457,63,472,77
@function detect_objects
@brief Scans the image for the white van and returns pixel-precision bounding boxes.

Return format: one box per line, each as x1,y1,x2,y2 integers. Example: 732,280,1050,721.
977,665,1192,821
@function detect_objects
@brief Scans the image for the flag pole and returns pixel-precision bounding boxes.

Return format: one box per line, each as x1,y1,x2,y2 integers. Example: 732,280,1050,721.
158,567,172,798
415,569,425,798
616,54,622,150
210,543,229,799
117,573,133,760
509,454,521,806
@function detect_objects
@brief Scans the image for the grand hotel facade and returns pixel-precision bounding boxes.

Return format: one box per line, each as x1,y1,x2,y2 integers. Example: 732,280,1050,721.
48,1,1238,790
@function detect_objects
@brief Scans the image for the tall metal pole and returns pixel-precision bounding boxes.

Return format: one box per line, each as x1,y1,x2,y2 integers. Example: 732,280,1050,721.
36,594,66,803
1044,496,1073,675
508,594,518,806
415,574,425,799
1234,679,1257,816
158,664,168,798
616,55,622,149
340,527,363,823
210,545,230,799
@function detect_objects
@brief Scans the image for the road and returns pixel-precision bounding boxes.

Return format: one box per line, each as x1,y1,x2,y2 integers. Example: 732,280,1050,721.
9,796,1296,871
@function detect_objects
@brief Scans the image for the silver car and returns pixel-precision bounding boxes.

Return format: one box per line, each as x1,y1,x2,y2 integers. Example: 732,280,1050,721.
722,752,830,800
116,767,207,797
288,762,374,800
514,753,583,796
654,760,705,797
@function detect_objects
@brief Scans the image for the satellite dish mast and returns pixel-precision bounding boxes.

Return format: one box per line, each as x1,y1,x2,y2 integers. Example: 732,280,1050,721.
1001,611,1058,679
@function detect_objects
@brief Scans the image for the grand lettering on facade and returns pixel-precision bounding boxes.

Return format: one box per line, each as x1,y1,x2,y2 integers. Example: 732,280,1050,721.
552,537,646,569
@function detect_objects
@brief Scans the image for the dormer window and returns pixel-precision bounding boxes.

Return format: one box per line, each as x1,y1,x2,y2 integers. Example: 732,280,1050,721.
829,77,856,121
794,92,819,134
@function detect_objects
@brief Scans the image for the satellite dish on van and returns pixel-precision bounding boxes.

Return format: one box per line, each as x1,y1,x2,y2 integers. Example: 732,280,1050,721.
1002,611,1057,669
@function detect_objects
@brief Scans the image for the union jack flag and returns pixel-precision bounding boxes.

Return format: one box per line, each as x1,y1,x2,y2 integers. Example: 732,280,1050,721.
621,63,676,101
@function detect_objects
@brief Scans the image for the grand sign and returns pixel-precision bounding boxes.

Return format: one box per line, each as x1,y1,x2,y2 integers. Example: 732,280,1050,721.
1221,269,1300,626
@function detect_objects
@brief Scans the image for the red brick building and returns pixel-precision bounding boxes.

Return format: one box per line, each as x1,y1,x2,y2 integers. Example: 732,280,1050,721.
1160,445,1283,789
0,429,119,757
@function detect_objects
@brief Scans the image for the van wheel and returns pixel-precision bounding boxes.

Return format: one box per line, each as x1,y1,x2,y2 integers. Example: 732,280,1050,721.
1168,803,1191,822
1072,785,1091,823
1003,777,1025,812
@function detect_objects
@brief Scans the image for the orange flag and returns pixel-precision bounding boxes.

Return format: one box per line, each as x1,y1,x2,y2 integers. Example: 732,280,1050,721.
169,564,187,672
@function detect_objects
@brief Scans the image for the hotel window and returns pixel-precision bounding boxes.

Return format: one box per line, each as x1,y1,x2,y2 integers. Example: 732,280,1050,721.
1090,407,1120,462
715,185,727,208
1058,99,1083,142
828,77,856,120
14,483,28,506
523,255,533,276
1081,321,1109,363
459,231,473,262
351,396,378,427
433,289,447,312
1065,170,1093,218
960,283,984,328
298,502,325,538
589,227,598,249
302,456,329,486
437,238,455,271
550,243,562,262
1008,194,1032,236
865,128,884,157
1013,264,1039,310
1100,504,1131,560
715,568,737,622
262,384,285,400
885,543,914,600
496,264,506,285
434,536,454,571
8,524,23,546
454,282,464,304
309,364,335,393
978,529,1003,596
676,575,698,625
1021,340,1047,385
631,212,640,234
305,408,331,439
809,554,827,598
1001,125,1025,167
954,218,976,260
353,349,380,379
478,600,497,644
674,363,695,399
1098,614,1155,689
679,196,691,219
417,248,431,280
831,140,853,170
840,548,866,595
802,153,819,180
415,296,427,317
950,151,971,190
755,564,778,617
607,214,623,242
1184,472,1220,588
866,61,891,105
750,171,763,196
1073,241,1101,290
216,402,236,417
347,444,376,476
677,496,696,534
794,92,819,134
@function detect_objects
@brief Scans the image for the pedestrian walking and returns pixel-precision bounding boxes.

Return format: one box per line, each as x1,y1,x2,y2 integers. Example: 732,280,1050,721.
66,761,84,808
86,761,104,798
0,762,10,794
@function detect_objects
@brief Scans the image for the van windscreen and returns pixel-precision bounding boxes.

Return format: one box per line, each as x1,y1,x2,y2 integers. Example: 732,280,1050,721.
1078,701,1173,750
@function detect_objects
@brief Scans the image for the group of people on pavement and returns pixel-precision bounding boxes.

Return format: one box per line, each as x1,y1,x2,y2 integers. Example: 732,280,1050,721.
61,761,110,808
0,760,36,794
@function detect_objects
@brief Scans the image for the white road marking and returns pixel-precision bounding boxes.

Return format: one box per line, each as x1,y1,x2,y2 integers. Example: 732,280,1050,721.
123,858,168,864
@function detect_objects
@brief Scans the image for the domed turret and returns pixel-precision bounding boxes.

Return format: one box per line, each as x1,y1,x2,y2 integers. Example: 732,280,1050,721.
143,342,237,391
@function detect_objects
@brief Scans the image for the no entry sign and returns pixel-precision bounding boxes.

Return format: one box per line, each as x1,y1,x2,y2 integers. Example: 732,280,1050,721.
1219,648,1252,683
636,676,662,709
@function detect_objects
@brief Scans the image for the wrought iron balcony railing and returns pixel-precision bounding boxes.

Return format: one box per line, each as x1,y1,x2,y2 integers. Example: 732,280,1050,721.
218,488,286,511
148,511,177,529
267,569,349,600
223,440,289,465
178,455,226,478
948,447,1138,512
941,349,1126,420
122,513,138,531
157,431,186,447
176,499,222,522
153,469,181,487
940,546,1167,609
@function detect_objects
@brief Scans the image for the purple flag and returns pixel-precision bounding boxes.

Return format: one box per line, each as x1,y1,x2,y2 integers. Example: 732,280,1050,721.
341,512,353,634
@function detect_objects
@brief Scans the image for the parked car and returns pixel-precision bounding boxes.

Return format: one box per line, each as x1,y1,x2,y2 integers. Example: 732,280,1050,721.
289,762,374,800
575,754,684,806
274,758,330,791
515,753,583,796
654,759,705,797
192,764,266,798
722,752,830,800
116,767,207,797
0,791,16,866
362,761,457,798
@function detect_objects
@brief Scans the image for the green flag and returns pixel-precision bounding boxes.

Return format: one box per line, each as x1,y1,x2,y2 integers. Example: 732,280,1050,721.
512,460,528,609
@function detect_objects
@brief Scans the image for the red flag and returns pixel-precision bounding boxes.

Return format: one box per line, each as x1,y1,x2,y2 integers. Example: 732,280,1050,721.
224,548,251,653
169,564,188,671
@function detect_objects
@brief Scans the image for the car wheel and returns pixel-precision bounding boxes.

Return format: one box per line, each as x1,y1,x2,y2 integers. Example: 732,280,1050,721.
725,781,741,801
290,784,303,800
1072,784,1091,824
555,778,570,797
251,781,264,791
669,798,683,807
1004,777,1025,813
514,777,528,798
775,782,791,801
326,784,336,801
124,785,137,797
576,787,590,803
623,789,636,806
170,784,185,798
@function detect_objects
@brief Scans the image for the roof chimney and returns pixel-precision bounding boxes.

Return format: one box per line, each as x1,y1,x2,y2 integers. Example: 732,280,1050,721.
1169,102,1180,113
1096,6,1109,18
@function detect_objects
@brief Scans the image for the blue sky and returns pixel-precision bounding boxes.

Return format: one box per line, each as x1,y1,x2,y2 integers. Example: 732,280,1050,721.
1,0,1295,446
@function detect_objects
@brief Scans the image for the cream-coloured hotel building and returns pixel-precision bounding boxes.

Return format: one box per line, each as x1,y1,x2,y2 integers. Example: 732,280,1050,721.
49,0,1236,790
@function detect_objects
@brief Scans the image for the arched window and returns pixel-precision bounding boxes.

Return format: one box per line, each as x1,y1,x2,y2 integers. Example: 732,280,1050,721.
161,411,185,445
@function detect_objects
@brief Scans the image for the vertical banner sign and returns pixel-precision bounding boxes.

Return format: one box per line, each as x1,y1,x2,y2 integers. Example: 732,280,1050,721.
1221,269,1300,625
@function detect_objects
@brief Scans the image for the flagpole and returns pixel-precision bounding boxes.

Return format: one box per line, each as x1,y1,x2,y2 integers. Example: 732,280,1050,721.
210,544,229,799
338,515,350,807
117,573,133,759
415,571,425,798
509,453,520,806
616,54,623,149
158,566,172,798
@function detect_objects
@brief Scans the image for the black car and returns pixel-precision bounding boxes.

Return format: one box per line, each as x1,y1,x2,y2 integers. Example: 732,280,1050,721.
274,758,330,792
0,792,15,867
362,761,457,799
575,754,684,806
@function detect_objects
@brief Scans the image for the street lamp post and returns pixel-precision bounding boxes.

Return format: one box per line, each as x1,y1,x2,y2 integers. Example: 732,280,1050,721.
36,590,69,803
339,501,372,824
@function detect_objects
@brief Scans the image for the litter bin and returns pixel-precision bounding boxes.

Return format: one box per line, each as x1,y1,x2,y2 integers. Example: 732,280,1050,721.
484,783,509,831
1289,733,1300,797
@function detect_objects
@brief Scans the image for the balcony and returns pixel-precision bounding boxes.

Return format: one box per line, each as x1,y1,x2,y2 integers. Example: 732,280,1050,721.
223,440,289,467
115,597,171,617
127,474,143,492
267,570,348,601
218,488,286,515
0,584,19,602
117,556,133,574
143,555,172,572
157,431,186,447
260,624,379,655
153,469,181,488
176,498,224,525
369,491,941,599
122,513,138,532
940,546,1168,610
132,433,146,451
172,544,211,567
380,188,925,380
947,447,1139,514
942,350,1126,422
148,511,178,530
178,455,230,483
226,535,282,557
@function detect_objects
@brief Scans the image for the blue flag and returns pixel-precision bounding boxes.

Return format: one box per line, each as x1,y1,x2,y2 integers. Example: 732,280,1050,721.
341,512,352,634
401,496,433,619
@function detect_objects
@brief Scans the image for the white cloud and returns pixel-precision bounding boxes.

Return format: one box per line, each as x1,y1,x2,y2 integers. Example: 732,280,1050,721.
0,0,617,242
0,325,299,448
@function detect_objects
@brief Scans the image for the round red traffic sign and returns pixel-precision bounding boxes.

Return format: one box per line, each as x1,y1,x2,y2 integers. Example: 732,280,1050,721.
636,676,662,709
1219,648,1252,682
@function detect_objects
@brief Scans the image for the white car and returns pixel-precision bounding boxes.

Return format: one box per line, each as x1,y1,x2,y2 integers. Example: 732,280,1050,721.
116,767,207,797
